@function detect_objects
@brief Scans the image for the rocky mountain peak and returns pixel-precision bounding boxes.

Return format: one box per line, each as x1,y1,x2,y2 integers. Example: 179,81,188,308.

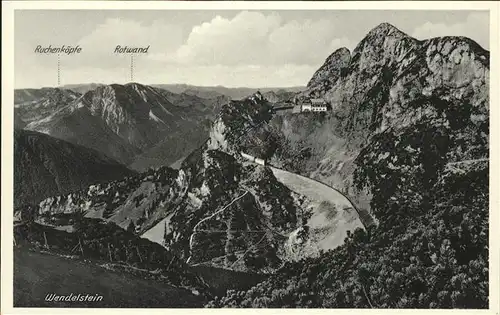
326,47,351,63
268,22,490,221
205,94,274,157
81,83,153,122
367,22,409,38
307,47,351,90
305,23,415,96
351,24,417,68
81,84,117,104
125,82,144,87
124,82,155,94
90,83,153,100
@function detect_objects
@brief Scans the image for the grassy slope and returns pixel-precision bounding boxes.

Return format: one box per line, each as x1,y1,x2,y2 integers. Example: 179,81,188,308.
14,249,204,308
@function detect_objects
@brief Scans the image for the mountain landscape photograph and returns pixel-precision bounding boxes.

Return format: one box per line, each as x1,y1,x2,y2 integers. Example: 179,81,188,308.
6,5,493,311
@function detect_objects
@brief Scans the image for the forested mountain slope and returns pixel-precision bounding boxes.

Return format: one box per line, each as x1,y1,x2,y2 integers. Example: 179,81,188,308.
14,129,135,208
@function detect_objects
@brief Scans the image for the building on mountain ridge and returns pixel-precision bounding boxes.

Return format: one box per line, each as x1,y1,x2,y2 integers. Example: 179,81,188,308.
292,97,329,113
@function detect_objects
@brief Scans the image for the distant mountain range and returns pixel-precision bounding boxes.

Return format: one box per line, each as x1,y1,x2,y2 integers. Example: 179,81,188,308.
14,88,80,127
151,84,305,100
14,83,228,170
59,83,305,101
59,83,105,95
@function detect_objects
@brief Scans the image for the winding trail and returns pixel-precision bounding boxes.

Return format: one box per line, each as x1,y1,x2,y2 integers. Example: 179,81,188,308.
229,233,269,269
447,158,489,166
186,190,248,264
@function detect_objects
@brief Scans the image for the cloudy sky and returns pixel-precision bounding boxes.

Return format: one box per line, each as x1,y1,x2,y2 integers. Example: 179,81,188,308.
15,10,489,89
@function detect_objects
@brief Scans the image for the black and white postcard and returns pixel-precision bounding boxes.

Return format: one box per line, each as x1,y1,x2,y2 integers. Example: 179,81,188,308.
1,1,498,314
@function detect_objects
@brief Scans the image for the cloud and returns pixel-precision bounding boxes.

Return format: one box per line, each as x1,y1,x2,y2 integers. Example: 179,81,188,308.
79,18,184,53
156,11,354,67
17,10,490,89
268,19,355,65
412,12,489,49
66,18,184,69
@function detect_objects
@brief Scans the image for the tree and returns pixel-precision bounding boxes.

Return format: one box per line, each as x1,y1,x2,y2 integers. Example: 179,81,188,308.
126,220,136,234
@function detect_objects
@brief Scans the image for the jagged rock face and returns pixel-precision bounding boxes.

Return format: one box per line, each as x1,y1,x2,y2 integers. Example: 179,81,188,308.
77,83,176,150
83,85,149,128
325,26,488,211
164,148,303,271
321,23,488,138
207,96,274,156
14,129,135,209
306,47,351,95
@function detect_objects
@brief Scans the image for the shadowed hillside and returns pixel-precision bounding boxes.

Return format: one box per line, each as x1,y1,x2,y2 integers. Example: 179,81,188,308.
14,129,135,208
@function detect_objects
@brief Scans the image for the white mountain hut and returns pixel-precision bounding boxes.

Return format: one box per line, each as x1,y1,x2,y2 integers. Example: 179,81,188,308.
309,98,328,112
298,98,328,112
